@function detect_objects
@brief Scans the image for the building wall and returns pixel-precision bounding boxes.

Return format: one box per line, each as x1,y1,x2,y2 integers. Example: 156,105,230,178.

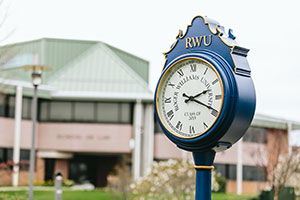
226,180,267,194
38,122,132,153
54,159,68,180
267,128,288,174
0,117,33,149
154,127,289,195
0,157,44,185
0,118,132,153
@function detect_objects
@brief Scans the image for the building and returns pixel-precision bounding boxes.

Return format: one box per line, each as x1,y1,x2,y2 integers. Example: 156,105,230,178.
0,38,154,187
1,38,299,194
155,113,300,194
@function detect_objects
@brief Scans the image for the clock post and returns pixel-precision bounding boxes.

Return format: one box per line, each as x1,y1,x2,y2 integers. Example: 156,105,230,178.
154,16,256,200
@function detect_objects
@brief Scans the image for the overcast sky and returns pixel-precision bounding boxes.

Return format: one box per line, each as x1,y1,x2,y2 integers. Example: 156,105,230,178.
2,0,300,122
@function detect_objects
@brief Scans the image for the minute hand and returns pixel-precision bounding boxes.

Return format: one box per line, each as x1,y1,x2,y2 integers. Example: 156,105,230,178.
193,99,218,112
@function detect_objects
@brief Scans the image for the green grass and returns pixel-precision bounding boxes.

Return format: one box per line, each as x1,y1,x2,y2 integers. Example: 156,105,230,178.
0,189,114,200
0,190,257,200
212,192,257,200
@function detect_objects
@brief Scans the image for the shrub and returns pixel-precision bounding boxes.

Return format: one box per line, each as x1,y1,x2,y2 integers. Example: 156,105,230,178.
129,159,220,199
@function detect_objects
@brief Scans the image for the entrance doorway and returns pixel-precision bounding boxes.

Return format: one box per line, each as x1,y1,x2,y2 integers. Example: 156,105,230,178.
69,154,120,187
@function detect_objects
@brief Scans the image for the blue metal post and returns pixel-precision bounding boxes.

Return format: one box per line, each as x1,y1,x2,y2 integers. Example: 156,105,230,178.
193,150,216,200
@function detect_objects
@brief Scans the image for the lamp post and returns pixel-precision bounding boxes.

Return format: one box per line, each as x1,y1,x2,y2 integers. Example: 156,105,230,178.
23,64,51,200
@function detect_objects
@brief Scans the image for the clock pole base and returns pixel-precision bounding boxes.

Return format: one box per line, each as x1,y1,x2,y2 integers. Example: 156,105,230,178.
193,150,216,200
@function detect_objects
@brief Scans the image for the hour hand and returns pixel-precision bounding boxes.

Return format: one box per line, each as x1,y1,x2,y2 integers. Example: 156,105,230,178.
193,89,210,98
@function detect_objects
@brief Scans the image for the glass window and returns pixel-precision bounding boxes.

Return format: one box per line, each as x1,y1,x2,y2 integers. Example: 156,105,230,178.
20,149,30,161
243,127,267,143
0,148,13,163
0,148,30,170
228,164,236,180
0,94,6,116
214,163,226,177
120,103,131,123
74,102,95,122
39,101,49,121
243,165,266,181
214,164,236,180
39,100,132,123
8,96,15,118
49,101,72,121
6,149,13,160
22,97,32,119
0,148,4,162
96,103,119,123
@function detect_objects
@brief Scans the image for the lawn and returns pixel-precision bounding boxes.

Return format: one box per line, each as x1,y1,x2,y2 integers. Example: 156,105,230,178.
0,190,114,200
0,190,257,200
212,192,257,200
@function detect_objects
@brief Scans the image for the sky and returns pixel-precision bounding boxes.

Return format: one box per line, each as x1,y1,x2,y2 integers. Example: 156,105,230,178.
1,0,300,122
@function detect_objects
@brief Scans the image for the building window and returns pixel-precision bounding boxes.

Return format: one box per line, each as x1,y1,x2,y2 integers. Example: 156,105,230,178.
0,94,31,119
8,96,15,118
214,163,266,181
0,94,5,117
243,165,266,181
38,100,133,124
214,164,236,180
96,102,119,123
74,102,95,122
39,101,49,121
49,101,72,121
0,148,12,163
22,97,32,120
0,148,30,171
243,127,268,143
119,103,131,123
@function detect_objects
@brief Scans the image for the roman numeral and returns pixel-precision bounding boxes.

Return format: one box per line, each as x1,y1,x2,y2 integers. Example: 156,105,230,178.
211,109,218,117
215,95,222,100
212,79,219,85
177,69,184,77
189,125,195,134
190,64,196,72
167,110,174,120
168,83,175,88
203,67,208,75
164,97,171,103
203,122,208,130
176,121,183,130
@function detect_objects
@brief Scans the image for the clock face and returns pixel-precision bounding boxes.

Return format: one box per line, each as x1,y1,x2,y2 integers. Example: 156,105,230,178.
156,57,224,138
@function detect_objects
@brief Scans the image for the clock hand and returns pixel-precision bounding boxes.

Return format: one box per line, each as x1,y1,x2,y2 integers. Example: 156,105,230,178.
182,93,193,103
193,99,218,112
192,89,211,98
183,90,211,103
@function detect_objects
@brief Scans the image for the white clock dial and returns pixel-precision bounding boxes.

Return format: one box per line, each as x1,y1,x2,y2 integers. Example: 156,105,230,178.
156,57,223,138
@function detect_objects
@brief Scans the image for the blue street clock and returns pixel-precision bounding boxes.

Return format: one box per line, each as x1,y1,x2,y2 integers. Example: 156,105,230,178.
154,16,256,199
155,16,255,152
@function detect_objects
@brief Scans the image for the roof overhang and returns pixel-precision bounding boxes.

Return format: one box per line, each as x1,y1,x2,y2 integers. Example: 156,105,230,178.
51,90,153,102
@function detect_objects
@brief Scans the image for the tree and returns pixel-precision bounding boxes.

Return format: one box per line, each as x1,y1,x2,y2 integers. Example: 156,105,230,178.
249,127,300,200
268,149,300,200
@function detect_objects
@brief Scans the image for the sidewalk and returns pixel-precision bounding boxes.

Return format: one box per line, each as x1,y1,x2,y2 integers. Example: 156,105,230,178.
0,186,56,191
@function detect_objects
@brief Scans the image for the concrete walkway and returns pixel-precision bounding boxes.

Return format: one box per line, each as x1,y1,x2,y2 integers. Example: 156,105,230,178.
0,186,56,191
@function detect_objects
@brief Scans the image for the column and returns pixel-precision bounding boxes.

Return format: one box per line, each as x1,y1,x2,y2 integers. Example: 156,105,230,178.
13,86,23,186
141,103,154,176
132,99,143,181
287,122,292,153
237,139,243,195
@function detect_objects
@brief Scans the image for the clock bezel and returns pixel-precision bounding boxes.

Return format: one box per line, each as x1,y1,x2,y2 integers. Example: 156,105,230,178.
155,56,225,139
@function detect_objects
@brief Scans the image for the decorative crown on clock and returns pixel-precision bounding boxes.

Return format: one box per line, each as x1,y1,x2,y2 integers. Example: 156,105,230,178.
163,16,251,77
